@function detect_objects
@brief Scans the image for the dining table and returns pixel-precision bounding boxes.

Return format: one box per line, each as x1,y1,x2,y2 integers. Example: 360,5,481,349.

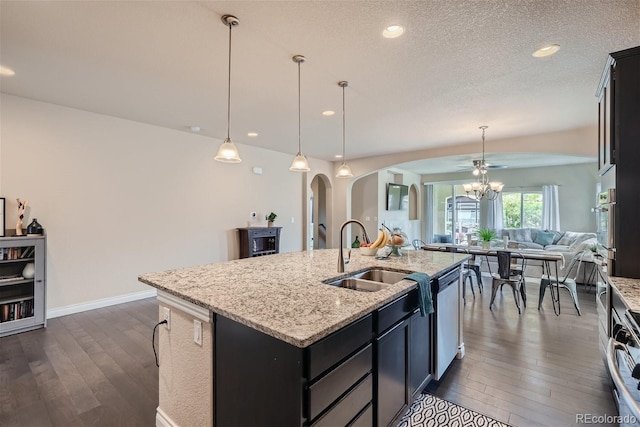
421,243,565,315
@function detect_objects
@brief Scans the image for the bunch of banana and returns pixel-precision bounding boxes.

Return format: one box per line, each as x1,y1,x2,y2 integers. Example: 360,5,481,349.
369,228,389,249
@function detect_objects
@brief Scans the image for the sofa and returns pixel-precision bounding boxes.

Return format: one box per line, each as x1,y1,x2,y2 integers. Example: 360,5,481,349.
480,228,599,281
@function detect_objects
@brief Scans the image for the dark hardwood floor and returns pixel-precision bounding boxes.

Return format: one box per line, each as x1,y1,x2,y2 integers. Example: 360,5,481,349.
0,277,616,427
427,276,617,427
0,298,159,427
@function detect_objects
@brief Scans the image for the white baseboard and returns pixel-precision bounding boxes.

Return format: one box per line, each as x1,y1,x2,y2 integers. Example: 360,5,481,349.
156,407,176,427
47,289,157,319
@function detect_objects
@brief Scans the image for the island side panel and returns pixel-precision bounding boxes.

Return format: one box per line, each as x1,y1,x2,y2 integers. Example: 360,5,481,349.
157,293,213,427
215,315,304,427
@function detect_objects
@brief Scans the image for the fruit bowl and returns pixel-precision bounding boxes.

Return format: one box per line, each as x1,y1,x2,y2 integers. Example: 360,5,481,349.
361,247,378,256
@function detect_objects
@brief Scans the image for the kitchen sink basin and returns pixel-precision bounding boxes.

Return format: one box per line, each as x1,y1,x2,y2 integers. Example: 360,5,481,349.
355,269,407,284
323,268,408,292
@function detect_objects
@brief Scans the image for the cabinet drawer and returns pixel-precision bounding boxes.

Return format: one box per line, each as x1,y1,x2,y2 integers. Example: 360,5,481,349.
250,228,278,238
307,314,372,379
311,374,372,427
307,344,372,420
349,402,372,427
377,289,418,334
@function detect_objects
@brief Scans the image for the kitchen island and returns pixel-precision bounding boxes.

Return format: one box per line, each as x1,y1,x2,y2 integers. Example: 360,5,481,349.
139,248,468,427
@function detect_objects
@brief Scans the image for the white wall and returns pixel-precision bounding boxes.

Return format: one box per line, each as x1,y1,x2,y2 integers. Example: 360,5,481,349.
351,173,378,239
0,94,331,312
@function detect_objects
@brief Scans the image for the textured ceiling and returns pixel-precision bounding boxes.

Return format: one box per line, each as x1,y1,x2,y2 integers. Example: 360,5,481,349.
1,1,639,167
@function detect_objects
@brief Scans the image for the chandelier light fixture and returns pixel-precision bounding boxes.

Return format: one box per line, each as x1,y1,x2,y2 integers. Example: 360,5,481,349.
463,126,504,200
335,81,354,178
289,55,311,172
215,14,242,163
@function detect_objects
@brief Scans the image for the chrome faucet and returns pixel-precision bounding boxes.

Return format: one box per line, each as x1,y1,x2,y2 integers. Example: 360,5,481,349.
338,219,370,273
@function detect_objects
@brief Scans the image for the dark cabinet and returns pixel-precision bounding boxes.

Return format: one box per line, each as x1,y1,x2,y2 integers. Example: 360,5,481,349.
374,288,433,427
597,46,640,278
596,60,615,175
237,227,281,258
215,283,438,426
409,309,431,397
376,318,410,427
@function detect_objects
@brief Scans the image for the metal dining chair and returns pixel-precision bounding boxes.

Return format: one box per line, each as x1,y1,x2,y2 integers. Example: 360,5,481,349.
539,251,583,315
444,246,476,300
490,250,527,314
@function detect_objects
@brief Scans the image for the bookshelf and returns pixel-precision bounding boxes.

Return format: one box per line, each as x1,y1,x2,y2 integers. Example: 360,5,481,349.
0,233,46,337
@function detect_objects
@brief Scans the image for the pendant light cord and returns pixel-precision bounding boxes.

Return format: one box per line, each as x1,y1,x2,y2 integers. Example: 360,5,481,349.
226,22,232,140
298,59,301,154
342,85,346,160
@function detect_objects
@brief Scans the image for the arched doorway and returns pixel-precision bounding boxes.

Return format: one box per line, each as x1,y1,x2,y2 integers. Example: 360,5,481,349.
309,174,332,250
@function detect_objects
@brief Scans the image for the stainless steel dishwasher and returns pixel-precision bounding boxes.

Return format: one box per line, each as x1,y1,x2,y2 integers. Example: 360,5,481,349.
433,267,460,380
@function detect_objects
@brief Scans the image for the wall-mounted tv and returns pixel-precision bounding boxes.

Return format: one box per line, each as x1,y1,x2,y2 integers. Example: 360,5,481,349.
386,183,409,211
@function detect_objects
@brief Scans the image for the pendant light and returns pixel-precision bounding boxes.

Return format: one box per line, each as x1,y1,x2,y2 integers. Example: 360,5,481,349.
289,55,310,172
336,81,353,178
215,14,242,163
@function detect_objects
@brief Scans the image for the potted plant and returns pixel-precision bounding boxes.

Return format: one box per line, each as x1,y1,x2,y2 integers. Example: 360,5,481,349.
478,228,497,249
265,212,277,227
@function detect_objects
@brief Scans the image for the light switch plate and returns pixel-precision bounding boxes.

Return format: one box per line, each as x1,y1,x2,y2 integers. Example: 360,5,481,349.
193,319,202,346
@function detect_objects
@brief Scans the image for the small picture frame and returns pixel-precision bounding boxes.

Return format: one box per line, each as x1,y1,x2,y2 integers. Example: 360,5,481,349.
0,198,4,237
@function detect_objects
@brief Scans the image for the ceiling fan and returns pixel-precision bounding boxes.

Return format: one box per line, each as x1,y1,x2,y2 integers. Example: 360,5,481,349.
456,159,508,172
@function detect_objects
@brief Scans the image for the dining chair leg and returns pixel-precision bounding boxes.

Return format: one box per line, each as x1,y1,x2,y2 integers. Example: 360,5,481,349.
467,274,475,298
520,279,527,307
538,278,549,310
511,284,522,314
489,280,499,310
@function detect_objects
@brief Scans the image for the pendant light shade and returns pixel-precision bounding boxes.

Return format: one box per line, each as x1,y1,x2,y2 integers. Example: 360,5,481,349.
336,81,353,178
215,14,242,163
336,162,353,178
290,55,310,172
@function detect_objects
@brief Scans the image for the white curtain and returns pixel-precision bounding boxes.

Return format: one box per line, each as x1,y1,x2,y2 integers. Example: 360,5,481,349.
542,184,560,231
484,193,504,231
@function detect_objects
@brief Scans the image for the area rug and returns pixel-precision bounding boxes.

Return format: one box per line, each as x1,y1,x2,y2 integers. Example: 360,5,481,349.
398,393,511,427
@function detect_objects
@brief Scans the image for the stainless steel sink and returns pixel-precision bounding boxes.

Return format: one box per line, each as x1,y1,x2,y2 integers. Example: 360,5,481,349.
354,269,407,284
323,268,408,292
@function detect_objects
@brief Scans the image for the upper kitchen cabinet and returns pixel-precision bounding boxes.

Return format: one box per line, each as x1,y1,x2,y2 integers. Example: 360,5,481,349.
597,46,640,279
596,46,640,177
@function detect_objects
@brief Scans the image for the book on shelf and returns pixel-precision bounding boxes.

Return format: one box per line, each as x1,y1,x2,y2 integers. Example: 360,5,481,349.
0,247,31,260
0,298,34,323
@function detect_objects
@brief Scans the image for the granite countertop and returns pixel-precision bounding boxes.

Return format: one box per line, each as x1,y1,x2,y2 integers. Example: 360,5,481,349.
139,248,467,348
609,276,640,310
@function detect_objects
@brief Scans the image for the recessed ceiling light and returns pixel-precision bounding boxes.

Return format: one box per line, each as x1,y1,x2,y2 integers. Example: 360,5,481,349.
383,25,404,39
335,154,343,158
247,132,258,137
0,65,15,76
322,110,335,116
532,44,560,58
189,125,201,133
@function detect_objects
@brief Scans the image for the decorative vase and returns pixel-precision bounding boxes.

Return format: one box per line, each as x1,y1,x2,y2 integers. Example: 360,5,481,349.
27,218,43,236
22,263,35,279
482,241,490,249
268,221,274,228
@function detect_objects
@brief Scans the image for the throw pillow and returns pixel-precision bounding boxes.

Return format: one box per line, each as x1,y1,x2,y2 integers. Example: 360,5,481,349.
557,231,580,246
510,228,532,243
534,231,555,246
545,230,564,244
573,237,598,252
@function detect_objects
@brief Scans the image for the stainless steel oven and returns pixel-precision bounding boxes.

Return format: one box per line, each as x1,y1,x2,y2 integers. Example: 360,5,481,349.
607,289,640,423
593,188,616,263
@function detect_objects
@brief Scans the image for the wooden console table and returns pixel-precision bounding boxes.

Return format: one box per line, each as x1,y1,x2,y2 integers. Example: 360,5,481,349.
237,227,282,259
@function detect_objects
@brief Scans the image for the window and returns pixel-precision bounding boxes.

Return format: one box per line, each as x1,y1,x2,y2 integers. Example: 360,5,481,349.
502,191,542,228
427,184,479,244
